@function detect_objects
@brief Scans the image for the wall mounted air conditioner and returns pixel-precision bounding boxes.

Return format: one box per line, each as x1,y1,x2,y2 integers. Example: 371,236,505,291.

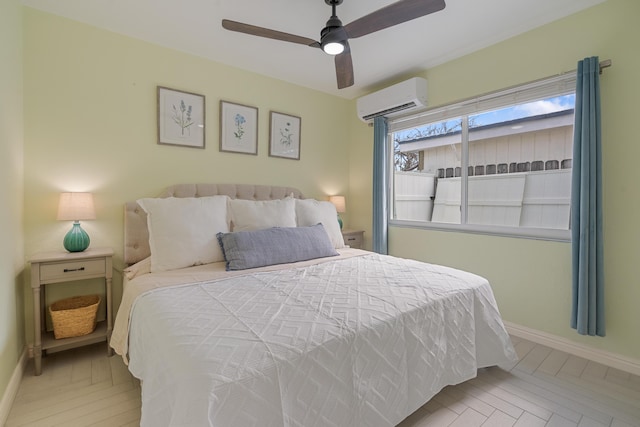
356,77,427,122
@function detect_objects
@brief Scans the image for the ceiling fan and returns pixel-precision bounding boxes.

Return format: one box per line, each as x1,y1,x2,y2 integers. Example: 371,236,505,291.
222,0,446,89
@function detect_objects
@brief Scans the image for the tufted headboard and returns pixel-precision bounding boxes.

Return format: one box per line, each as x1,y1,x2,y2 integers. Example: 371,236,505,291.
124,183,304,266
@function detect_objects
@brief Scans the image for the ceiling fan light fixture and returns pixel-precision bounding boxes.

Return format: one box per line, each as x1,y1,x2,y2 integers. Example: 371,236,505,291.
323,41,345,55
321,22,346,55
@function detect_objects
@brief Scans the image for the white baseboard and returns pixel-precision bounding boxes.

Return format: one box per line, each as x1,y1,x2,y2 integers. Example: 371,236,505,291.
0,347,28,426
505,321,640,377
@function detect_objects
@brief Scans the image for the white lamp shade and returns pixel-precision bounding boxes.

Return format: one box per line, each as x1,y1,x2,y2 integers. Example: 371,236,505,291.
57,192,96,221
329,195,346,213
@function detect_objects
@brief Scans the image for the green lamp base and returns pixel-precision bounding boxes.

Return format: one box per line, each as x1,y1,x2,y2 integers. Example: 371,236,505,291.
63,221,90,252
337,214,343,230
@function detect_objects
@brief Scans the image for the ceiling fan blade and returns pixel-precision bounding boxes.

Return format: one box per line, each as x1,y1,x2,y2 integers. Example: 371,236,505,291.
222,19,321,48
345,0,446,39
335,44,354,89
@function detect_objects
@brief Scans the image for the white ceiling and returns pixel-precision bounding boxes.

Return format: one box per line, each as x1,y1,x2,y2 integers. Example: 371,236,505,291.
21,0,604,99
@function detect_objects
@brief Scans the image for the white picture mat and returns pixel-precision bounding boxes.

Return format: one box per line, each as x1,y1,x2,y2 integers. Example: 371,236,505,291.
158,87,205,148
220,101,258,154
269,111,301,159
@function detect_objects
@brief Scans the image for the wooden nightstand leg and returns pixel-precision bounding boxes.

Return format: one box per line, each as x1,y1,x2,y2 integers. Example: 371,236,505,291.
106,275,113,356
105,255,113,356
34,346,42,376
32,284,42,376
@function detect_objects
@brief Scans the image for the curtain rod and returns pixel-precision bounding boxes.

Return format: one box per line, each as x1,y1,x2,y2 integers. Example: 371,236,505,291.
376,59,613,128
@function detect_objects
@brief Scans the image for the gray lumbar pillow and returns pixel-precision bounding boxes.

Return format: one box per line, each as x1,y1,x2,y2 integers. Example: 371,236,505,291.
217,223,339,271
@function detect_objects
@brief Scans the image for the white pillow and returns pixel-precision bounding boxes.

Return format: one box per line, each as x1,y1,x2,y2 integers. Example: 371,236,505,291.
295,199,345,249
137,196,229,272
229,198,296,232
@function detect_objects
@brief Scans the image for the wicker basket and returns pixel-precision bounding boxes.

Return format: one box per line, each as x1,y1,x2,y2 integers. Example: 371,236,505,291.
49,295,100,339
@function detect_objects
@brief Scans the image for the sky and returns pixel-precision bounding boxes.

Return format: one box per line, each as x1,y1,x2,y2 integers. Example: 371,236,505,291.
395,94,576,142
472,94,575,127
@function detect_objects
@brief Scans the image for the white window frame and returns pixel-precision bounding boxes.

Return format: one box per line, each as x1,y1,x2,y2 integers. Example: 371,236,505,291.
388,73,577,242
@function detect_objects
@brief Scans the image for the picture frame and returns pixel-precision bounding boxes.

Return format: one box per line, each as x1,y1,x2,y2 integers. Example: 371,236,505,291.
269,111,301,160
157,86,205,149
219,101,258,155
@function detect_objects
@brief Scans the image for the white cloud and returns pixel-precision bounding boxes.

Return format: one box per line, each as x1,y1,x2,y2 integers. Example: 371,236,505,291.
515,97,573,116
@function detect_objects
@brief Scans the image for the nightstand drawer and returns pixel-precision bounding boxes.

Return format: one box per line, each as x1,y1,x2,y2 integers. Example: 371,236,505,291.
40,259,106,282
342,230,364,249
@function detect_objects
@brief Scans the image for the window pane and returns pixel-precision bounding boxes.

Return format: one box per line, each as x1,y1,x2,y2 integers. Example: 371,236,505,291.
466,95,574,228
392,117,463,224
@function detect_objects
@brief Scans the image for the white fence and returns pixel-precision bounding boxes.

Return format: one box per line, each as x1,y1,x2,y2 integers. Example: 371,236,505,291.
393,171,436,222
394,169,571,229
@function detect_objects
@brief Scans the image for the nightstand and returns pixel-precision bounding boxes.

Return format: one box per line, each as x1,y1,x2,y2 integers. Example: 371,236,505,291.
341,229,364,249
29,247,114,375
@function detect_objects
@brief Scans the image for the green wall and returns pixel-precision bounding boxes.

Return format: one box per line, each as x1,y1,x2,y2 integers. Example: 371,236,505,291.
349,0,640,360
0,0,25,408
21,9,352,343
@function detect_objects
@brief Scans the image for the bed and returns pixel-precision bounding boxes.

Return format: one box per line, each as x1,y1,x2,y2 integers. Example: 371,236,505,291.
110,183,517,427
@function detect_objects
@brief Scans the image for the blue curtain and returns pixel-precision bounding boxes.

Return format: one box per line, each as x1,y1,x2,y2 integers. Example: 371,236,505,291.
372,116,388,254
571,56,605,337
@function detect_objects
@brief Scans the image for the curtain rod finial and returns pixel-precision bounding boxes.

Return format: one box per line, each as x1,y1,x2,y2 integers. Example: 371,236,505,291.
599,59,612,74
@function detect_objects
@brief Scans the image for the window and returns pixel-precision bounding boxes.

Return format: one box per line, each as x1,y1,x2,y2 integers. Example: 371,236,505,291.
389,74,576,240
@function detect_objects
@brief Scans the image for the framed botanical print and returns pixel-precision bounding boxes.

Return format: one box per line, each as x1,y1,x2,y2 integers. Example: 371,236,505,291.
269,111,301,160
157,86,205,149
220,101,258,155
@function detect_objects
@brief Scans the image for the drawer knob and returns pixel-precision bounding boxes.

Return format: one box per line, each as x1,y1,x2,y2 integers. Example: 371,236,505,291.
63,267,86,273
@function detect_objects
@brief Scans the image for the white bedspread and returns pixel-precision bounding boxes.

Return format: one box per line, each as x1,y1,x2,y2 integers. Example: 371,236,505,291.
120,252,517,427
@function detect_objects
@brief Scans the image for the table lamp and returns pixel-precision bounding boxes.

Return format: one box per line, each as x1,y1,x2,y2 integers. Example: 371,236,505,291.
329,195,346,230
57,192,96,252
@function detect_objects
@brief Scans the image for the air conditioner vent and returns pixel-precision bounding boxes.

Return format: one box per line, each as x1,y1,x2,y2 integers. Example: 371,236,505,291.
357,77,427,122
361,102,418,121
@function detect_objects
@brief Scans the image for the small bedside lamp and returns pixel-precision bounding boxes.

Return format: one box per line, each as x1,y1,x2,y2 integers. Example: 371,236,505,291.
329,195,346,230
57,192,96,252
